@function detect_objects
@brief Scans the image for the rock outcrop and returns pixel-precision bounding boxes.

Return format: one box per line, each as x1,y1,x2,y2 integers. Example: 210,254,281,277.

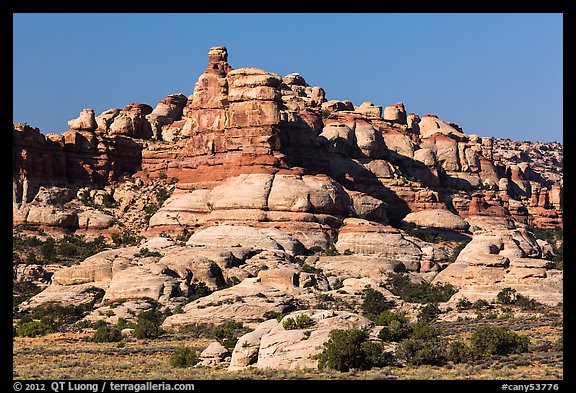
14,46,563,357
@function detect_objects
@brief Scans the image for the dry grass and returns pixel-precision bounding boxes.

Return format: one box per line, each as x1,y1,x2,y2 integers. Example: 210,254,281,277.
13,309,563,380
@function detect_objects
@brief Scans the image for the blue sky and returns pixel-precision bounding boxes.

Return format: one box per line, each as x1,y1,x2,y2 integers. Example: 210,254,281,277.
13,13,563,142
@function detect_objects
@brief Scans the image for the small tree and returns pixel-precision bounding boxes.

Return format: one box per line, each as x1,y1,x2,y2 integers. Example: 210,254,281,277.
134,310,164,339
318,329,379,372
449,340,475,363
361,287,394,317
374,311,412,342
417,303,441,323
496,288,517,305
470,326,530,357
92,325,123,343
282,314,315,330
16,321,53,337
396,337,448,366
169,347,199,368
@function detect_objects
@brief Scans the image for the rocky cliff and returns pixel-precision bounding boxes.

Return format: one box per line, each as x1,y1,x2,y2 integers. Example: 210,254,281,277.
13,46,563,371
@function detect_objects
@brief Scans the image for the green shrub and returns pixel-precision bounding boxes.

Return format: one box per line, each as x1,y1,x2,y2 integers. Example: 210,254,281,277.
134,310,165,339
318,329,384,371
396,337,448,366
332,278,344,290
376,311,412,342
16,321,53,337
301,263,322,274
410,321,440,340
449,340,475,363
384,273,457,303
13,281,43,307
40,238,57,262
169,346,200,368
417,303,441,323
496,287,517,305
323,247,340,256
361,287,395,317
213,320,247,350
135,247,162,258
470,326,530,357
456,297,473,311
27,303,91,331
92,325,123,343
496,288,542,310
282,314,315,330
154,187,171,205
188,281,213,301
225,276,241,287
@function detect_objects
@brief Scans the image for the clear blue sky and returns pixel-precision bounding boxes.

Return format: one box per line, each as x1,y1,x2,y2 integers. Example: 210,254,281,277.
13,13,563,143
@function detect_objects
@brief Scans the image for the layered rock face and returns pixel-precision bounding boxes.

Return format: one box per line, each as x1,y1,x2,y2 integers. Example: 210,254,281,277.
14,46,562,232
432,223,562,306
15,46,563,372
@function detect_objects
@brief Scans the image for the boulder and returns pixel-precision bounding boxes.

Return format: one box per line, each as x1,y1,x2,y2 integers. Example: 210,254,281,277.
68,109,97,131
229,309,373,370
402,209,470,231
383,102,406,124
162,277,295,329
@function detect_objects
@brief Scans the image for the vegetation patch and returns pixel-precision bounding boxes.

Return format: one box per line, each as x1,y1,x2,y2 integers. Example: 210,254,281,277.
282,314,315,330
318,329,392,371
384,273,457,303
170,347,200,368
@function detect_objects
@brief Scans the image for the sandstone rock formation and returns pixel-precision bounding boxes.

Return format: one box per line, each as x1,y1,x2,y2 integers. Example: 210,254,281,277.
432,226,562,306
14,46,563,363
229,309,374,370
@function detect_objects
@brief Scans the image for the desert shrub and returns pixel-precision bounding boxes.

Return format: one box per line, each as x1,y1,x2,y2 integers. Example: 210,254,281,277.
170,346,199,368
470,326,530,357
154,187,171,205
25,252,38,265
332,278,344,290
40,238,57,262
318,329,385,371
187,281,212,301
301,263,322,274
375,311,412,342
134,247,162,258
92,325,123,343
262,310,283,321
282,314,315,330
112,230,141,246
361,287,395,317
396,337,449,365
417,303,441,323
323,247,340,256
16,320,54,337
551,242,563,270
496,287,517,305
100,194,118,208
213,320,248,350
384,273,457,303
472,299,491,310
134,310,165,339
13,281,43,307
27,303,90,331
496,288,542,310
410,321,440,340
456,297,473,311
225,276,241,288
449,340,475,363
